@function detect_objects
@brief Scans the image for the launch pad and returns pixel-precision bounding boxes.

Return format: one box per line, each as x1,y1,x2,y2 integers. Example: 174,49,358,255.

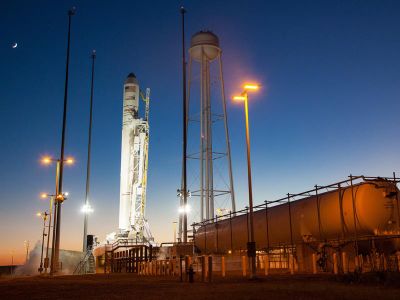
93,239,154,274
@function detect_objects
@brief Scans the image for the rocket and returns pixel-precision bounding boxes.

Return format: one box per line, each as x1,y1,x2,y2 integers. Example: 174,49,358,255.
119,73,149,237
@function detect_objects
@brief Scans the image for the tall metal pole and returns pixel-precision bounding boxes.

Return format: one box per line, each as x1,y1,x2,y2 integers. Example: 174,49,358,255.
44,197,53,273
54,7,75,273
243,92,256,278
83,50,96,252
51,161,60,275
38,213,47,274
180,6,188,243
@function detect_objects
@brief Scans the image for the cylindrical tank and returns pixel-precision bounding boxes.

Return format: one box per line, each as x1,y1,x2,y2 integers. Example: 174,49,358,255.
194,180,400,253
189,31,220,62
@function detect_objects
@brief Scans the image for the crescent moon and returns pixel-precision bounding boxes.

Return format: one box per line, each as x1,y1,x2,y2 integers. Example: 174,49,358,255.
12,43,17,49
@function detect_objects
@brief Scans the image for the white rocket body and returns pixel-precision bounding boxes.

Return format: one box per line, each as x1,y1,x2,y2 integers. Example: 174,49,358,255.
119,73,148,235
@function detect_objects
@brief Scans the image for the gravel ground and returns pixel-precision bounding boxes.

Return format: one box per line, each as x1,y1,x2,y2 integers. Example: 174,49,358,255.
0,273,399,300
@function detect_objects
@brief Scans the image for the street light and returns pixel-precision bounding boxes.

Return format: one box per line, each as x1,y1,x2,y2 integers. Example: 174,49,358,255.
243,84,259,91
41,156,52,165
39,155,74,275
65,157,75,165
232,83,260,279
36,211,49,274
40,193,61,273
41,156,75,166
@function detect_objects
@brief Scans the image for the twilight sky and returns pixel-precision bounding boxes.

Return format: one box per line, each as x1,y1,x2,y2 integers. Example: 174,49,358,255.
1,0,400,265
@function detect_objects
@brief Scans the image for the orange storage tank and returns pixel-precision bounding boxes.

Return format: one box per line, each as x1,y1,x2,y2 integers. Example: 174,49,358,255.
194,180,399,253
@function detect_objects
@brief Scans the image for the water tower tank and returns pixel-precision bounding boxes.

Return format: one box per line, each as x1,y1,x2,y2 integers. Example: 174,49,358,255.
189,31,220,62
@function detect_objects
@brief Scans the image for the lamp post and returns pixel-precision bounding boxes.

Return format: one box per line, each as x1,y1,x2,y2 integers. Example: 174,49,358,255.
40,156,74,275
36,211,49,274
233,83,260,279
40,193,56,273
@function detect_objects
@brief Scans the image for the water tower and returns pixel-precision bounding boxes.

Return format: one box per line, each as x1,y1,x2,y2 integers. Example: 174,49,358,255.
185,31,236,223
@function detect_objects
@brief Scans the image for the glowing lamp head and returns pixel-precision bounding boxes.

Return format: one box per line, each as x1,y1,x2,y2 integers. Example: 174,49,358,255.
40,193,48,199
36,212,42,217
243,84,260,91
41,156,52,165
233,95,246,102
65,157,74,165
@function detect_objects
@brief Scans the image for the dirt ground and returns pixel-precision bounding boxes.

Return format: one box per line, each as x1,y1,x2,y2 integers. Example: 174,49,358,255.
0,273,400,300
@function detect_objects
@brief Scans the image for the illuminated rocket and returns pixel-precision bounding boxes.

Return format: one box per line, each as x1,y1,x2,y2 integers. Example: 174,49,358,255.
119,73,150,240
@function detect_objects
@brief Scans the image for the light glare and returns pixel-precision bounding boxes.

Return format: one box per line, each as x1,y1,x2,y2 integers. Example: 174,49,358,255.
178,204,191,214
81,204,94,214
41,156,52,165
233,96,246,101
65,157,74,165
244,84,259,91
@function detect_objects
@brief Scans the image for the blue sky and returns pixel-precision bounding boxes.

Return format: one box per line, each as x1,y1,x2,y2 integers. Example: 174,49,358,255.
1,0,400,264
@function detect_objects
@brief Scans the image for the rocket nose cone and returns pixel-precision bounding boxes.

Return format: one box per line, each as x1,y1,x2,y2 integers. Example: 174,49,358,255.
125,73,138,84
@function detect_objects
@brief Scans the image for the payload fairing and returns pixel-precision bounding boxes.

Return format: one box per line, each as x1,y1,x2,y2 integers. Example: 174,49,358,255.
119,73,150,241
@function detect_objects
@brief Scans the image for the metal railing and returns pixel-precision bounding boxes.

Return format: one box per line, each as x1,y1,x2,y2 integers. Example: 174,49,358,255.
191,174,400,257
192,174,400,228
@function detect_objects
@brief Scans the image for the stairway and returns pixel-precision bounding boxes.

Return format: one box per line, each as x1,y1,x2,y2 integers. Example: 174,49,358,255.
73,248,96,275
87,252,95,273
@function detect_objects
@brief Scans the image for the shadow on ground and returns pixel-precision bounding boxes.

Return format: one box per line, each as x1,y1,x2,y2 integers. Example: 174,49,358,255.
0,273,400,300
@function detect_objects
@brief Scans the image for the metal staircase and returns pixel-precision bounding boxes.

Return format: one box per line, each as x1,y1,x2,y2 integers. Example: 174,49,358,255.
73,247,95,275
